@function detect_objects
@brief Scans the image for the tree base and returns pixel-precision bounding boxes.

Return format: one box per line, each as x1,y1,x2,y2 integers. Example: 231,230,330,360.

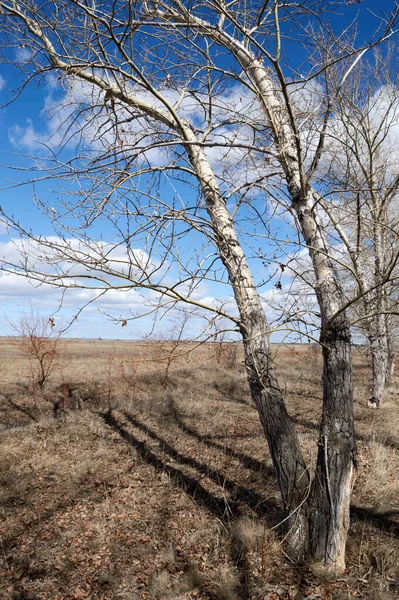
308,560,345,578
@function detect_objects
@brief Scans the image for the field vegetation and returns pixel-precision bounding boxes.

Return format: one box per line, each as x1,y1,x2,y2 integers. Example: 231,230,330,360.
0,338,398,600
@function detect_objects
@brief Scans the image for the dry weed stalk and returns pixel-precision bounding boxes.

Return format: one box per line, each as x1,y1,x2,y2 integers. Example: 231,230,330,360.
117,356,138,405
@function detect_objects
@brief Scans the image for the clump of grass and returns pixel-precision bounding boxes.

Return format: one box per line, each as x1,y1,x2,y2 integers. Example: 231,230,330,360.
232,516,262,552
209,563,239,600
361,439,399,507
347,523,399,600
148,570,174,598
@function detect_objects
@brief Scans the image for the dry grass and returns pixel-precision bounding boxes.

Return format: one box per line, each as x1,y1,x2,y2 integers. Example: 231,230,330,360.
0,337,398,600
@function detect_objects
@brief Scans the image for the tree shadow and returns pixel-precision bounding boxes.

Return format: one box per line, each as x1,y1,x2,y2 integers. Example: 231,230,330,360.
350,506,399,538
103,409,275,600
207,433,259,440
1,392,38,423
213,390,253,407
231,535,251,600
168,401,399,539
104,407,399,582
122,410,280,522
103,409,239,521
166,396,274,477
210,377,253,407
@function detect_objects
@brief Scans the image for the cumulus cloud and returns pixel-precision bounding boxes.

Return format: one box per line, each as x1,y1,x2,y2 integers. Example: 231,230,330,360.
321,84,399,181
0,234,240,338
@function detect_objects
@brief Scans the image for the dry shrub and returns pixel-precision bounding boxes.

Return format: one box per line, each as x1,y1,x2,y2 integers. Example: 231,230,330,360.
213,340,240,371
10,313,61,392
221,344,239,370
52,380,107,411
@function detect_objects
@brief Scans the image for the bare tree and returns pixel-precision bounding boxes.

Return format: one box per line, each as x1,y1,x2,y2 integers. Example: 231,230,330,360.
318,48,399,407
0,0,398,572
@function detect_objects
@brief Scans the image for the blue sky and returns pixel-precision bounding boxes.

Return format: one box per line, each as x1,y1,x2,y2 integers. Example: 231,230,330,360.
0,0,398,341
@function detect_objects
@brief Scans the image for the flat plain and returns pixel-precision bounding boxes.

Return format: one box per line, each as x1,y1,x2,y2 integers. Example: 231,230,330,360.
0,337,398,600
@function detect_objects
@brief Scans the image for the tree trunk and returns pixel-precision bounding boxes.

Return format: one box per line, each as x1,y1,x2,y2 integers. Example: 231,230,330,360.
368,314,388,408
386,348,395,384
385,315,395,385
239,54,357,570
244,314,357,573
284,187,356,572
243,332,310,560
369,336,388,408
308,315,356,571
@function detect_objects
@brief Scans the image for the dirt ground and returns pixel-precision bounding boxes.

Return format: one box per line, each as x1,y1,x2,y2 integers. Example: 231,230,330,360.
0,338,398,600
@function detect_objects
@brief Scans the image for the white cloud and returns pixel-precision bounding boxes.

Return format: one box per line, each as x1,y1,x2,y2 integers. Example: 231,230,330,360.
15,47,33,65
0,232,310,342
0,236,162,280
0,235,231,337
0,75,5,91
8,120,38,151
0,270,52,298
7,76,280,191
322,84,399,181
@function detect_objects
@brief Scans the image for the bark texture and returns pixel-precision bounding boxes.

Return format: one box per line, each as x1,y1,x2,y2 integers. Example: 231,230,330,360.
368,323,388,408
385,315,396,385
243,336,310,559
309,316,356,570
289,189,356,571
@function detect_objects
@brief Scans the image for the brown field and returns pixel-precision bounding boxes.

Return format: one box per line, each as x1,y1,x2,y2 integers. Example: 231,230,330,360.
0,337,398,600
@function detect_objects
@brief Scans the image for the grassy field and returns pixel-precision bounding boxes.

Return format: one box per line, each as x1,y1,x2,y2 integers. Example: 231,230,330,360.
0,337,398,600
